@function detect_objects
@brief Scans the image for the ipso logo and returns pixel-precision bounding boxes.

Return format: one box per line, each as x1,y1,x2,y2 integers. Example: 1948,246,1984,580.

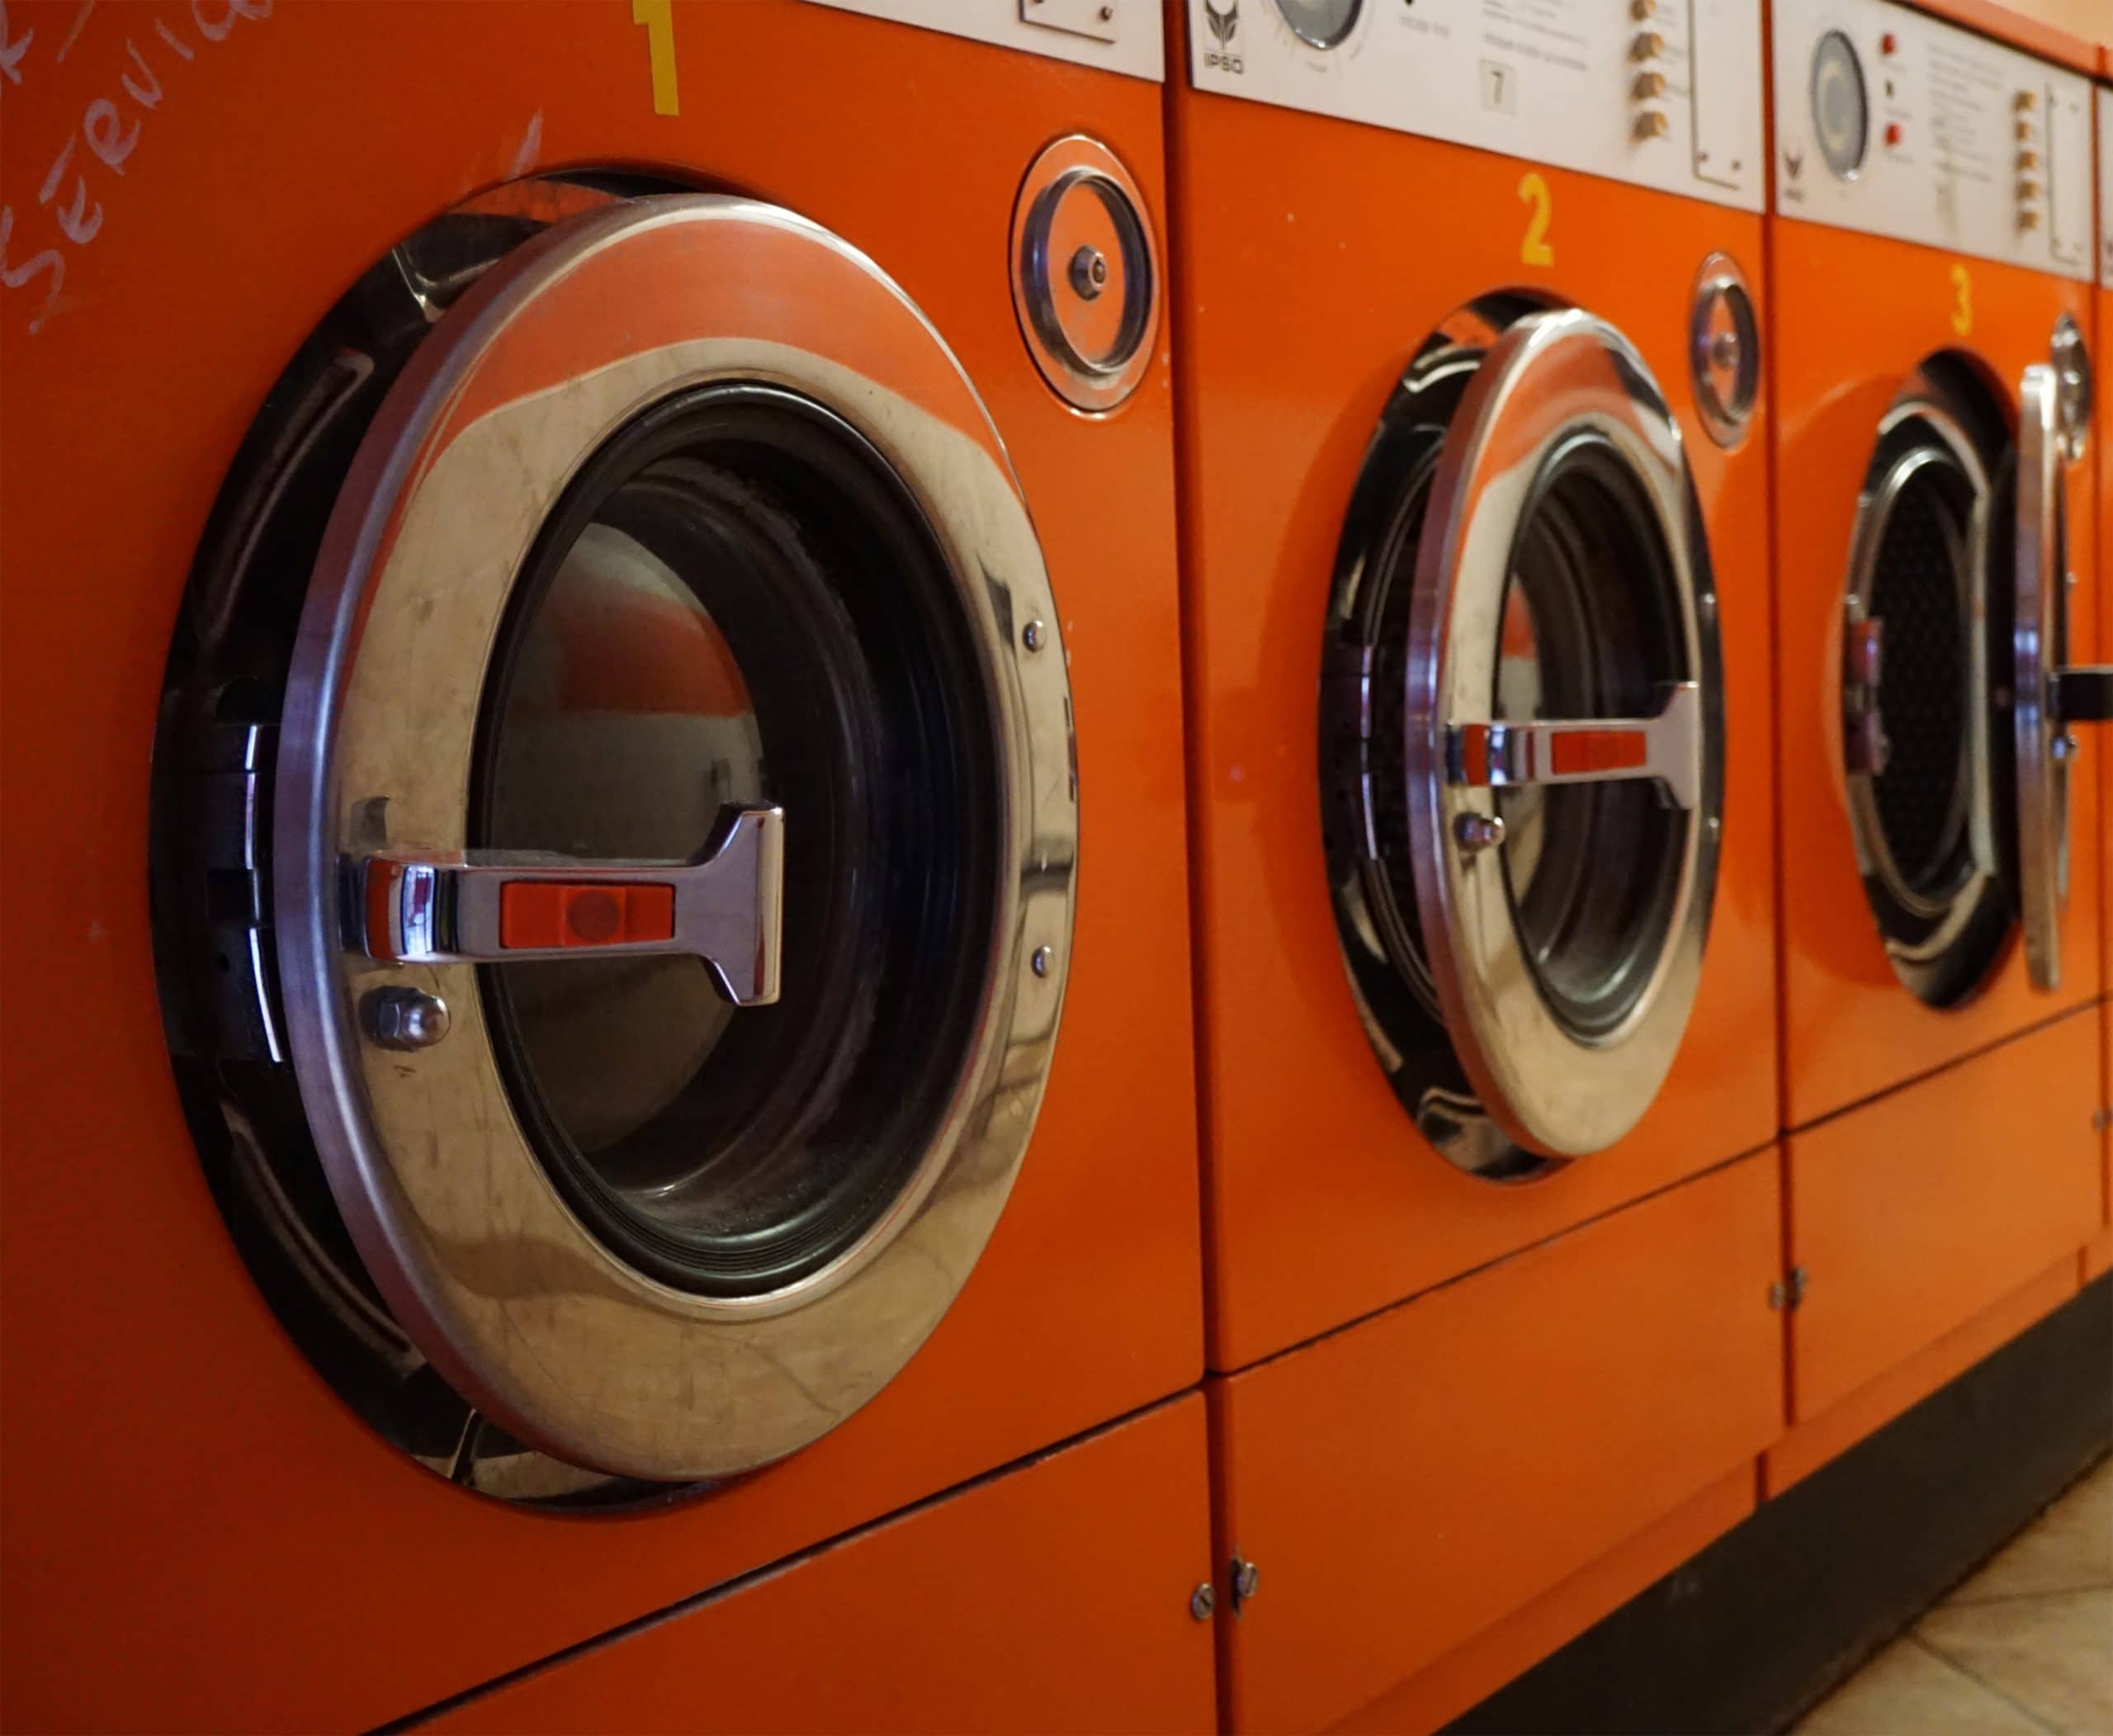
1202,0,1243,73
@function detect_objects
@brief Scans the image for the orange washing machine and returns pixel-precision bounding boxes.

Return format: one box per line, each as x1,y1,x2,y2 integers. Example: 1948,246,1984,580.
1170,2,1784,1725
2099,68,2112,1261
0,2,1212,1729
1769,0,2109,1441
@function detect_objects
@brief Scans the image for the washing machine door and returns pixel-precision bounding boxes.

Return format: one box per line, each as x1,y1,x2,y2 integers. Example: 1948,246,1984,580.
2013,358,2111,991
272,196,1075,1482
1326,306,1724,1166
1836,367,2011,1006
1404,310,1723,1159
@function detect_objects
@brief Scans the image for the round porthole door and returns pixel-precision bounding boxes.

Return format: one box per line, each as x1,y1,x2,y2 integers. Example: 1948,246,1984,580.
155,192,1075,1492
1321,305,1725,1177
1836,365,2008,1007
2013,355,2110,991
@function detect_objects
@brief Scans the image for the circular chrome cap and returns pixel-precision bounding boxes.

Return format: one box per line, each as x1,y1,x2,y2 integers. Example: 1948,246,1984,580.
275,197,1076,1481
2049,313,2091,465
1010,135,1160,413
1273,0,1363,49
1405,310,1723,1158
1690,253,1760,448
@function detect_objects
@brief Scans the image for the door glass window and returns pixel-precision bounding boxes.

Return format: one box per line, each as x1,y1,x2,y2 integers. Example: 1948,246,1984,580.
1491,440,1684,1039
476,393,1002,1300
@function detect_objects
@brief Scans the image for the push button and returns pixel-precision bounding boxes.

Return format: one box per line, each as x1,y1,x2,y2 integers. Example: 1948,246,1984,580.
500,881,677,949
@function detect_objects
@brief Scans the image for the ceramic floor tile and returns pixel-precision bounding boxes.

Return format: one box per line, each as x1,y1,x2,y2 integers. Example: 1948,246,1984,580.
1945,1458,2113,1606
1791,1635,2048,1736
1916,1588,2113,1735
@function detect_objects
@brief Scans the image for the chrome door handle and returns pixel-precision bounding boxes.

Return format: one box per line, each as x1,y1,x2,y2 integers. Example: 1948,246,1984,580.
1445,681,1703,811
355,804,785,1005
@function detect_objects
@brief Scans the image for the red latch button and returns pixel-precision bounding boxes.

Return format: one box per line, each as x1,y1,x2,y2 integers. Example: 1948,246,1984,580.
499,882,677,949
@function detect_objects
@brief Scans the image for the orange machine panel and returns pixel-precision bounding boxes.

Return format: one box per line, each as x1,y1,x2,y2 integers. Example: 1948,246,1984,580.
1172,91,1780,1371
1210,1153,1784,1735
1330,1467,1756,1736
1767,1252,2082,1493
1787,1006,2102,1422
0,6,1200,1730
422,1397,1217,1736
1774,221,2103,1128
2101,274,2112,1235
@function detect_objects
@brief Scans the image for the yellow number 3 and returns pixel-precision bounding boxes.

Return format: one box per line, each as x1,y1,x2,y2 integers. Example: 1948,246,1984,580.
634,0,678,117
1949,263,1973,337
1518,173,1555,268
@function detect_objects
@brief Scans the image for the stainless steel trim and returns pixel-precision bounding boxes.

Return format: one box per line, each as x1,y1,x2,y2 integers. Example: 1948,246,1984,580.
273,196,1076,1482
2015,362,2069,990
1688,253,1761,448
1447,681,1703,812
1404,307,1723,1160
2049,312,2091,464
358,803,784,1005
1840,396,1995,939
1009,135,1160,414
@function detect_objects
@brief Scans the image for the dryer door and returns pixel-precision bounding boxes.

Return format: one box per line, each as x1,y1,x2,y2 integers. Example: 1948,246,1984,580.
2013,359,2111,991
1323,307,1723,1170
265,196,1075,1483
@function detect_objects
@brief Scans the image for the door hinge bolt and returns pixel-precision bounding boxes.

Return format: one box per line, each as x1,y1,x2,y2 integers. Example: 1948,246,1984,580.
1189,1582,1216,1620
1769,1265,1810,1309
1230,1554,1260,1612
1454,811,1507,854
362,986,451,1051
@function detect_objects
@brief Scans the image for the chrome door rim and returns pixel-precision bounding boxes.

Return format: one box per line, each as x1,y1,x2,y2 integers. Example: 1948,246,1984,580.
2015,362,2069,990
1840,410,1992,933
1403,309,1723,1158
274,197,1075,1481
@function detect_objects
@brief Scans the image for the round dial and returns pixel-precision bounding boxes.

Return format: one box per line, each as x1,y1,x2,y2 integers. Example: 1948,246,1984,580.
1273,0,1361,50
1811,31,1870,180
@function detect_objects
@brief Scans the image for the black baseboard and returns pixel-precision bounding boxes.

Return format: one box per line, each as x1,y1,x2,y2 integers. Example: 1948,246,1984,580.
1445,1271,2113,1736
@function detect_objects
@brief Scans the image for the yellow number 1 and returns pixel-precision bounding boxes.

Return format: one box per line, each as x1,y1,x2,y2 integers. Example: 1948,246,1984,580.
1518,172,1554,267
633,0,678,117
1949,263,1973,337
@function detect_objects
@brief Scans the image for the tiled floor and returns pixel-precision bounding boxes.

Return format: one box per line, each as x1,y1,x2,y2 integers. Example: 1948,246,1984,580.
1792,1455,2113,1735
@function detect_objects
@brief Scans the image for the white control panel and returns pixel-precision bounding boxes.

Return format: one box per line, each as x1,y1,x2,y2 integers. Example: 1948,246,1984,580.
1772,0,2092,281
2100,84,2111,288
805,0,1163,82
1184,0,1765,213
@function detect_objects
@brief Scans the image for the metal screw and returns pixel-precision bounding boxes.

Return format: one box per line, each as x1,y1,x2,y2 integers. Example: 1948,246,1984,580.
1189,1582,1216,1620
1031,945,1054,978
362,986,451,1051
1233,1559,1260,1601
1068,244,1109,301
1099,3,1113,18
1023,619,1046,653
1709,329,1742,371
1454,811,1507,854
2051,731,2079,763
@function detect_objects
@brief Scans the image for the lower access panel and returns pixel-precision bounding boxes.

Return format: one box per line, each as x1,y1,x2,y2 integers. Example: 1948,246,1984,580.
1789,1008,2103,1423
423,1395,1216,1734
1212,1154,1783,1734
